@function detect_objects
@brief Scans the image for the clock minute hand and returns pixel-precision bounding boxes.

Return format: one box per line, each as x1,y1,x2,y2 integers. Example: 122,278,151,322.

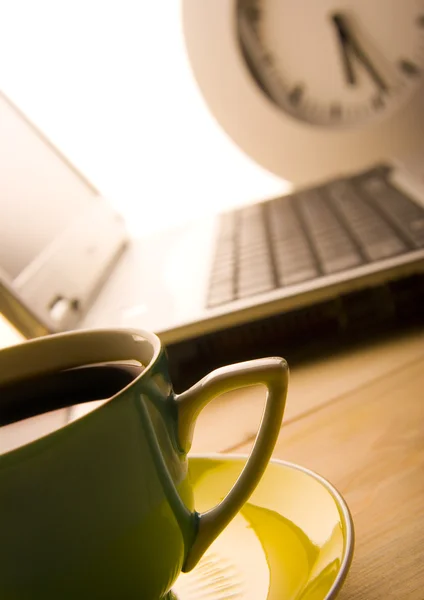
332,14,356,86
331,13,388,94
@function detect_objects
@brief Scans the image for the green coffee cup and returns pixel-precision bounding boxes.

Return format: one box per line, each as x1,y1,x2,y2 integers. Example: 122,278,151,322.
0,329,288,599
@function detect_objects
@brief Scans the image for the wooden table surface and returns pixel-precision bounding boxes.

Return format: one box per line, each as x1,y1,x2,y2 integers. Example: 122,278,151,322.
191,328,424,600
1,323,424,598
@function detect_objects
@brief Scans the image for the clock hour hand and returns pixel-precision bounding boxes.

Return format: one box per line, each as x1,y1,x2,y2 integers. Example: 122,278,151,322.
331,13,388,94
332,14,356,86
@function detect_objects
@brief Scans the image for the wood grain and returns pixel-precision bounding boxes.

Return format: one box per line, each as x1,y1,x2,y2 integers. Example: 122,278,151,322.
3,316,424,598
236,346,424,599
191,329,424,454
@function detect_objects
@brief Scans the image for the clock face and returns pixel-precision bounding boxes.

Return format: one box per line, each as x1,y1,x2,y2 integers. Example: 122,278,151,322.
237,0,424,128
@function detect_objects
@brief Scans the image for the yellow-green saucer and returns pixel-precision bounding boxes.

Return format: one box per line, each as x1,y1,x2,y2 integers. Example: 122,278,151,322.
173,455,354,600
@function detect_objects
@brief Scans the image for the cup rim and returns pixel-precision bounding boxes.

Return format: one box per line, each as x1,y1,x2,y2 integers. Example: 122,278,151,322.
0,328,163,456
0,328,162,387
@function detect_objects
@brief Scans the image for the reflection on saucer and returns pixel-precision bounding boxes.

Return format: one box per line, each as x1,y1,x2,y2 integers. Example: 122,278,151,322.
172,455,354,600
174,509,269,599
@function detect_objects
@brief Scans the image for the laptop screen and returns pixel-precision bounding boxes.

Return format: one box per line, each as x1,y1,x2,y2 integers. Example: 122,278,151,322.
0,91,99,280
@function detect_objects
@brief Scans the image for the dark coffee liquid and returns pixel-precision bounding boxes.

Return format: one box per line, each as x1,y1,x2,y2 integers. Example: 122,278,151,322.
0,363,143,454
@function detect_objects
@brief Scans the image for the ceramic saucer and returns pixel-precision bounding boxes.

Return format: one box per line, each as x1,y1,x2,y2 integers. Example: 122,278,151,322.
172,454,354,600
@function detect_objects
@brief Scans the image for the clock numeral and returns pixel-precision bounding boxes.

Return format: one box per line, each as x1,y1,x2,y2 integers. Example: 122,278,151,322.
245,6,261,23
262,53,273,66
330,104,342,119
416,15,424,27
399,59,421,77
288,85,304,106
371,95,384,110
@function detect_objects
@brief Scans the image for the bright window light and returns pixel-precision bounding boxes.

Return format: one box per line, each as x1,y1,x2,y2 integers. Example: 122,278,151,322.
0,1,289,235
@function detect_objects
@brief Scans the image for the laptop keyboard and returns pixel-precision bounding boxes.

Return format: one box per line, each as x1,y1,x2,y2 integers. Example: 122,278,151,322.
207,167,424,307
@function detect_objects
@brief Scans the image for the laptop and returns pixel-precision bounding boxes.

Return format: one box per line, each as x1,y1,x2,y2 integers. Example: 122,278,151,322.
1,90,424,389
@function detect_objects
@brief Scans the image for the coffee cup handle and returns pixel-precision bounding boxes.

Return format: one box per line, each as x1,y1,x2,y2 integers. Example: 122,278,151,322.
175,356,289,572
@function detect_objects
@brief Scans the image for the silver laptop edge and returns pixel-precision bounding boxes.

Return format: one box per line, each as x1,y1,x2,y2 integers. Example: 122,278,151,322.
1,91,424,347
0,90,128,335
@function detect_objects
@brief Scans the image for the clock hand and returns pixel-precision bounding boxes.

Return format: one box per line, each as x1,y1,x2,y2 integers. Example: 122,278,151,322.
331,14,356,85
348,35,388,93
331,13,388,94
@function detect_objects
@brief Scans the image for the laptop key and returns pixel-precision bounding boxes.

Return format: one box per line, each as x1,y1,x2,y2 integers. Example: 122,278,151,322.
297,190,363,274
267,198,319,285
327,181,408,261
237,278,274,298
358,175,424,248
324,255,363,273
208,166,424,307
282,267,318,285
208,281,235,306
275,250,318,284
363,240,407,261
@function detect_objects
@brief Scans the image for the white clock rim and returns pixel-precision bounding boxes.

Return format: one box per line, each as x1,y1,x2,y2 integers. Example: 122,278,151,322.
181,0,424,185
